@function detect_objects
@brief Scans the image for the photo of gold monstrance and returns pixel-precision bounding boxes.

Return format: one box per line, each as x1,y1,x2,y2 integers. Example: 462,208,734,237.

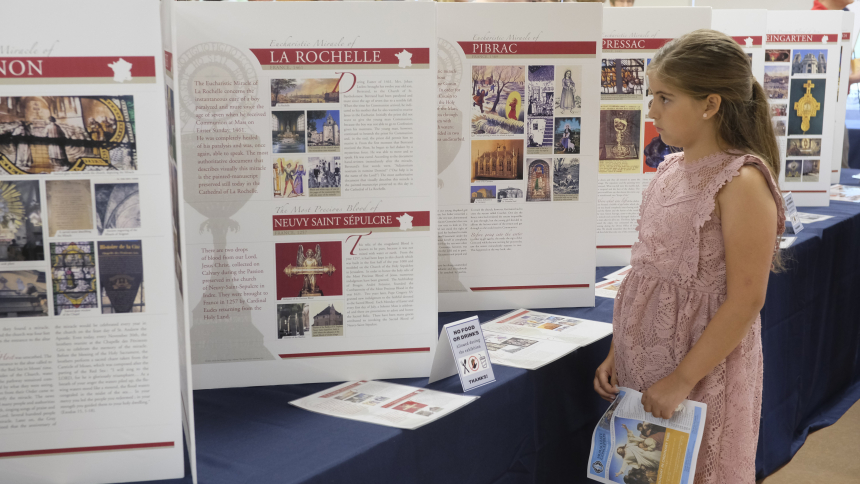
283,244,336,297
794,80,820,133
610,117,631,158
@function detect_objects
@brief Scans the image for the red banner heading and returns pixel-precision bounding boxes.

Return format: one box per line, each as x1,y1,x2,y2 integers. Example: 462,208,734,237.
730,36,764,46
456,41,596,56
844,32,852,41
0,56,156,79
602,38,674,50
272,211,430,232
766,34,838,43
320,381,366,398
164,51,173,73
250,48,429,66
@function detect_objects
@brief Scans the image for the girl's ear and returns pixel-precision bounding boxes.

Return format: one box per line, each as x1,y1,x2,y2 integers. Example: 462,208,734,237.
705,94,722,118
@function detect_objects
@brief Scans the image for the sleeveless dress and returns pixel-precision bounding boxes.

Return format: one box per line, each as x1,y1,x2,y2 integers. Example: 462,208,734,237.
613,152,785,484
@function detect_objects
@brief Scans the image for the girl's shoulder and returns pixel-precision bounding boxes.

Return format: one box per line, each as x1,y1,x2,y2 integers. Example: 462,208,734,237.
655,151,684,174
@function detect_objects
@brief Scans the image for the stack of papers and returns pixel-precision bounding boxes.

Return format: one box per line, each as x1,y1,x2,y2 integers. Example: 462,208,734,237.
481,309,612,370
596,266,631,299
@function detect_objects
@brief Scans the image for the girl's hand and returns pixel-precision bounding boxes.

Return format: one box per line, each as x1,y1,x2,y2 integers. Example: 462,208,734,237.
641,372,693,419
594,354,620,402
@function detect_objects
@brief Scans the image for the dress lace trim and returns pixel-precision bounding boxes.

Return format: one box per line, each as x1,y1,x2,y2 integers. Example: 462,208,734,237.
676,153,787,285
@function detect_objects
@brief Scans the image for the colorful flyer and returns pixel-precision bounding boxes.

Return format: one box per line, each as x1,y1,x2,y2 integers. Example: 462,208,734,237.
588,387,707,484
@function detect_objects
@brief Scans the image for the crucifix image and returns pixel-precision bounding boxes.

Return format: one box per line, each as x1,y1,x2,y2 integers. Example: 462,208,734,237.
283,244,337,297
794,80,820,133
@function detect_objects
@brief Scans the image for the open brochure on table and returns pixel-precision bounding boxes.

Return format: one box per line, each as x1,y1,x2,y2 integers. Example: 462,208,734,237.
481,309,612,370
831,184,860,202
595,265,631,299
587,387,706,484
289,380,477,430
796,212,834,224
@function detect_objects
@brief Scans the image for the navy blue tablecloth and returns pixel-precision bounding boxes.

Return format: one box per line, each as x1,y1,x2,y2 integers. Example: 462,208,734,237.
133,170,860,484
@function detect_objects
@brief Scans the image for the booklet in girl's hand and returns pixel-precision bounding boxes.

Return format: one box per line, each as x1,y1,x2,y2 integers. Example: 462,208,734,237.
587,387,707,484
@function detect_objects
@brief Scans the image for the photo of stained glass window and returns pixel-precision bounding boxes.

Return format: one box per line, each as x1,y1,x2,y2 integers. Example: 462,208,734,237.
601,59,645,98
50,241,97,315
0,96,137,175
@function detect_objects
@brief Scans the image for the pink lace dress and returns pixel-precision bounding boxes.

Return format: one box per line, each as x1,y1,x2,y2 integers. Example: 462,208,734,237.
613,152,785,483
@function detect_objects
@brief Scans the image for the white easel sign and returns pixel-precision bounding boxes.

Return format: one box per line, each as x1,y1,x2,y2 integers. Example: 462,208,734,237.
783,192,804,234
428,316,496,392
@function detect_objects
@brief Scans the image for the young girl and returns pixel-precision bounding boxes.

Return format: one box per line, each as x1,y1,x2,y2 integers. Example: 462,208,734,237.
593,30,785,484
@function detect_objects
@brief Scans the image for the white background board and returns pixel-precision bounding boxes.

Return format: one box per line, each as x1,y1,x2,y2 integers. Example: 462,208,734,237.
170,2,440,389
595,7,711,266
0,1,185,483
437,3,602,311
767,10,842,206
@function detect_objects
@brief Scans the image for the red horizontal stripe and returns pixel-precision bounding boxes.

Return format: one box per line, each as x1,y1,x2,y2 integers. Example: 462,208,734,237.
280,347,430,359
0,441,173,458
251,48,430,66
602,38,674,50
731,36,764,46
470,284,589,291
0,57,155,79
273,211,429,232
597,245,633,249
767,34,837,43
495,310,530,324
381,390,423,409
457,41,596,56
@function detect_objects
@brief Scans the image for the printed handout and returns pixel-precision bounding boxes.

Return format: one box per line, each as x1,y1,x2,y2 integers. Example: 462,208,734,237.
290,380,477,430
596,279,623,299
796,212,834,224
830,184,860,202
481,309,612,370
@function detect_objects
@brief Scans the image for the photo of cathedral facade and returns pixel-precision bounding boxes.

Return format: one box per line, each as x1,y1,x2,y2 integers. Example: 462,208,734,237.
307,110,340,151
791,50,827,75
314,303,343,327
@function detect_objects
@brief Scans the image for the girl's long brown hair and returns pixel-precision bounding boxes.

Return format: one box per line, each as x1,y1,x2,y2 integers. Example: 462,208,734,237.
648,29,785,270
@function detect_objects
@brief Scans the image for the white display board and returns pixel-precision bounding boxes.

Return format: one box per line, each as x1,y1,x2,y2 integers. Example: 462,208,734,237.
767,10,842,206
832,12,855,184
595,7,711,266
436,2,602,311
631,0,692,6
168,1,440,389
712,10,767,86
696,0,811,10
159,0,198,480
0,1,186,483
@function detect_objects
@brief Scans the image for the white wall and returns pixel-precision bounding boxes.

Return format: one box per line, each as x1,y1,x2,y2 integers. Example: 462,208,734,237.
695,0,811,9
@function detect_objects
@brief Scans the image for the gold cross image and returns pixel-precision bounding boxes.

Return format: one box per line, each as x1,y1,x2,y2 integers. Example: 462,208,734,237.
794,80,821,134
